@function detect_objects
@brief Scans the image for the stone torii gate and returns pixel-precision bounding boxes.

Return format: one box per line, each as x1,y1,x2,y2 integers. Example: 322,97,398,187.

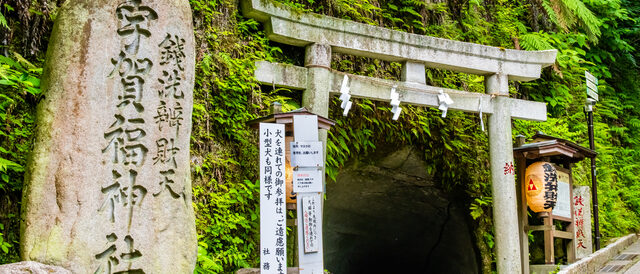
242,0,557,272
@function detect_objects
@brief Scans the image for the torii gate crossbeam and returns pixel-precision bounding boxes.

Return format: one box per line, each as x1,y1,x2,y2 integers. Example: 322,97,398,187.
255,61,547,121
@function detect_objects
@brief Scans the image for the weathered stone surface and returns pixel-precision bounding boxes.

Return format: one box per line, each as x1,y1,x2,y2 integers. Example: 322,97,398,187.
574,186,593,259
559,234,637,274
241,0,557,81
20,0,197,273
0,261,71,274
254,61,548,121
324,146,478,273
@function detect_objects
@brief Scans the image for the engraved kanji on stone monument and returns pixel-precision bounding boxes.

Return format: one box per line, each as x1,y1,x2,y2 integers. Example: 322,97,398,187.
21,0,197,273
573,186,593,259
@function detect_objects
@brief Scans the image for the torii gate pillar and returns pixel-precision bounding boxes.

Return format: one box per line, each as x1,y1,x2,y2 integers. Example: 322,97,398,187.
296,43,332,273
303,44,331,122
486,73,522,273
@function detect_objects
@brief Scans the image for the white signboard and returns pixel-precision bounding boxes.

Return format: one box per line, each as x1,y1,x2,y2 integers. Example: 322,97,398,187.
585,70,597,84
585,71,599,101
293,115,324,274
302,195,320,253
552,181,571,219
260,123,286,274
290,141,323,168
293,168,323,193
293,115,319,141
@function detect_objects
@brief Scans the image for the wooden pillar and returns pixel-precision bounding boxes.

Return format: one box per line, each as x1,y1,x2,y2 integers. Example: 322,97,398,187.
515,136,530,274
543,213,555,264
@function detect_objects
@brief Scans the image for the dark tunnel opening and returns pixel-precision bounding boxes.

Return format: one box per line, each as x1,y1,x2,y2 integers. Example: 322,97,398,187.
323,146,479,274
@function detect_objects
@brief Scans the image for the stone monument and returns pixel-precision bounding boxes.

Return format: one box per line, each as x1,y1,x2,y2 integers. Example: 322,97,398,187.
573,186,593,259
20,0,197,272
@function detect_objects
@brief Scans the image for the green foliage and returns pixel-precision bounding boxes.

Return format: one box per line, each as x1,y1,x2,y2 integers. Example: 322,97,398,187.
542,0,601,41
193,177,259,273
0,51,41,263
0,52,40,191
517,0,640,241
0,224,11,254
188,0,289,272
0,11,8,30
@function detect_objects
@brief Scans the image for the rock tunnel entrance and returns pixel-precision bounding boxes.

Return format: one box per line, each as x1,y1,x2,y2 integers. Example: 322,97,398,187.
323,146,479,273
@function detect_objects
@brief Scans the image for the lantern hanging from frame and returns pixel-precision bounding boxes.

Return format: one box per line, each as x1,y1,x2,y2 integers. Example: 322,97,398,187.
524,161,558,212
286,155,296,203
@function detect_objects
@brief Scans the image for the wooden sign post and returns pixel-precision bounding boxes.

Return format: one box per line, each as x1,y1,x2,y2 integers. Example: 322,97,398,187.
292,115,325,274
585,70,600,250
249,109,335,274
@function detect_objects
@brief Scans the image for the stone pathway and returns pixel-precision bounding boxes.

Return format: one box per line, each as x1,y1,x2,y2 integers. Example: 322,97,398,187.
596,240,640,273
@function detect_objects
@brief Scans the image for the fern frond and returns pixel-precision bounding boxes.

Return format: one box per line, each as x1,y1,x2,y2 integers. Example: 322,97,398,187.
557,0,578,31
560,0,601,41
401,0,427,8
0,11,8,30
541,0,601,42
542,0,560,27
629,118,640,129
520,32,555,51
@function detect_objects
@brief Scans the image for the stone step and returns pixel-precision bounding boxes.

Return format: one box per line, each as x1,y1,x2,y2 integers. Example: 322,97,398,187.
596,240,640,273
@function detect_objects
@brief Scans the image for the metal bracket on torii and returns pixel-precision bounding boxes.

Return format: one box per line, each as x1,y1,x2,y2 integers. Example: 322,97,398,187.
242,0,557,273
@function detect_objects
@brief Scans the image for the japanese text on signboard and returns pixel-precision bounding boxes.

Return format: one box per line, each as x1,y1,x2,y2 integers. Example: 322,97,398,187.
260,123,286,274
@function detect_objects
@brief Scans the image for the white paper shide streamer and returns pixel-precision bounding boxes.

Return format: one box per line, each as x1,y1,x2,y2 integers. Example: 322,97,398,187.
437,89,454,118
389,85,402,120
478,97,485,131
338,75,352,116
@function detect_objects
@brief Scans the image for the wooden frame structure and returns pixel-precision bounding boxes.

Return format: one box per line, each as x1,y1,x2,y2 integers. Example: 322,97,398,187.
514,133,596,273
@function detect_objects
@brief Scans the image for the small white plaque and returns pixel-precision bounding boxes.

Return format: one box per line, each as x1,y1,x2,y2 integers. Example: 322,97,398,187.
585,71,599,101
302,195,320,253
293,168,323,193
587,80,598,93
553,181,571,219
293,115,318,141
587,89,599,101
585,71,598,85
290,141,323,168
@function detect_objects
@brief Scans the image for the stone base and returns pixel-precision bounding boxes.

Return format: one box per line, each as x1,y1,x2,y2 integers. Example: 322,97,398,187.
559,234,638,274
530,264,565,274
0,261,71,274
